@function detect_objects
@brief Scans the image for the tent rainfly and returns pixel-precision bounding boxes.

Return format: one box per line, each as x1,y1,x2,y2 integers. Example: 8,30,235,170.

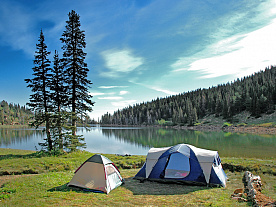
68,154,124,194
134,144,227,187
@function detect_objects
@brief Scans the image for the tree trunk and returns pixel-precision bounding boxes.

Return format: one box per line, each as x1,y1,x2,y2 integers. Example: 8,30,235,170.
45,113,53,151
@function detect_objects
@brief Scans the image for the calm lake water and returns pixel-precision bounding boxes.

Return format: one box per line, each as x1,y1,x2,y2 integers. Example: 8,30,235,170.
0,126,276,159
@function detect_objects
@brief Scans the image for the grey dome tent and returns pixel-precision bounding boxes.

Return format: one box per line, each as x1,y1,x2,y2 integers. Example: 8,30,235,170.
68,154,124,194
134,144,227,187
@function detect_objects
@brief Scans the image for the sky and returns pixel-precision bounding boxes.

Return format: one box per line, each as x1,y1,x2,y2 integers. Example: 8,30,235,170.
1,0,276,120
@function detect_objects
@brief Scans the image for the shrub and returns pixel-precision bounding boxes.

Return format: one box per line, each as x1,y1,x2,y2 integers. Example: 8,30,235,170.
258,122,275,127
223,122,233,127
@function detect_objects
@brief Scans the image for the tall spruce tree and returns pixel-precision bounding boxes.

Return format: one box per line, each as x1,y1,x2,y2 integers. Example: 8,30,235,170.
60,10,94,150
50,50,68,150
25,30,53,150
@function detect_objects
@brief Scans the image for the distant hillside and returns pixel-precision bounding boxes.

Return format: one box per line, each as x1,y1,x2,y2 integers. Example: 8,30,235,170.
0,100,33,125
101,66,276,126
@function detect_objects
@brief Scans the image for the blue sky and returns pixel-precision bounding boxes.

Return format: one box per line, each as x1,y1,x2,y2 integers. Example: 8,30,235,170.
1,0,276,120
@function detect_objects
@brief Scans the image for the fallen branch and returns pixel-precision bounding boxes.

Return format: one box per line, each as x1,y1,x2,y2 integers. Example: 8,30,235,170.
231,171,276,206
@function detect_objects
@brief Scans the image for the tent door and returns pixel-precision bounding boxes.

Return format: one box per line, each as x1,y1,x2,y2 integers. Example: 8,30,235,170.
164,153,190,179
105,164,122,191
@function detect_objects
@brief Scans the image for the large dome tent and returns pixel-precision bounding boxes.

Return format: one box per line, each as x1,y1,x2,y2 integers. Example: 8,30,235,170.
134,144,227,187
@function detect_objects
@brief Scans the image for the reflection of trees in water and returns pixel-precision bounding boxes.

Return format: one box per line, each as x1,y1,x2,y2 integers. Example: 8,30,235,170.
0,128,45,145
101,128,150,148
101,128,276,158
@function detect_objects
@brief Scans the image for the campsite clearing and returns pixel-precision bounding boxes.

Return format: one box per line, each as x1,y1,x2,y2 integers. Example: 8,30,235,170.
0,148,275,206
0,170,275,206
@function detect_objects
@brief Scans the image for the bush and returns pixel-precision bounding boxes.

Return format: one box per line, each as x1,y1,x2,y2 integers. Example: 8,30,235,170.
258,122,275,127
223,122,233,127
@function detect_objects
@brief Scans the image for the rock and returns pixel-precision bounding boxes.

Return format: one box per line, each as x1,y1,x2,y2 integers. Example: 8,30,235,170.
231,197,247,202
236,193,243,197
234,188,244,194
242,171,276,207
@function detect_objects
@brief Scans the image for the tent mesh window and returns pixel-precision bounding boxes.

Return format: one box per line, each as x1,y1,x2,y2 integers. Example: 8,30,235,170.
105,164,122,190
106,165,116,175
164,153,190,179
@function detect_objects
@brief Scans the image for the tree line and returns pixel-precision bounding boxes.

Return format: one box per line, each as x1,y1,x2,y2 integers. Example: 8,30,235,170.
25,10,93,152
101,66,276,126
0,100,33,125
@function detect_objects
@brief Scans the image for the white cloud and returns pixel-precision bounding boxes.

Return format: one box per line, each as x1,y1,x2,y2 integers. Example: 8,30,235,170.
101,49,144,77
98,97,123,100
98,86,128,89
172,19,276,79
129,79,178,96
89,92,105,96
150,87,178,96
111,100,137,108
119,91,129,95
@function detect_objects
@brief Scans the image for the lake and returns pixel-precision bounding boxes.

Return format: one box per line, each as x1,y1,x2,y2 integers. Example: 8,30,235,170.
0,126,276,159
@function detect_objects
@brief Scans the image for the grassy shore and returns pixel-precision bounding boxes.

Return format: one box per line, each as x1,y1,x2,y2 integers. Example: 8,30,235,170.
0,125,30,129
0,148,275,206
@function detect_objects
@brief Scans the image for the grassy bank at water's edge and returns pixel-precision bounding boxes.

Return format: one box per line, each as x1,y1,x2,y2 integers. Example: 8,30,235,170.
0,148,275,206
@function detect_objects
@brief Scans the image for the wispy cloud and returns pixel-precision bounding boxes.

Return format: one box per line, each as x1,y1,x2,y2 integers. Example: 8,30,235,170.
129,79,178,96
89,92,105,96
111,100,137,108
171,12,276,79
100,49,144,78
89,91,116,96
98,97,123,100
119,91,129,95
98,86,128,89
150,87,178,96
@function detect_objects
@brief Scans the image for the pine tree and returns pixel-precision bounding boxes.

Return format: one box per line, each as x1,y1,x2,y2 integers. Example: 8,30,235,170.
0,108,4,125
25,30,53,150
50,50,68,150
60,10,94,150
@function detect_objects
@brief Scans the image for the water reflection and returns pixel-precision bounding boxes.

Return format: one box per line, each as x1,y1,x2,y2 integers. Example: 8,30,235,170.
82,126,150,155
100,127,276,158
1,127,275,158
0,128,44,150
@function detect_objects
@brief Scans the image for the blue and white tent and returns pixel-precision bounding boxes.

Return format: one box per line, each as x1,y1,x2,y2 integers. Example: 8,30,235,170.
134,144,227,187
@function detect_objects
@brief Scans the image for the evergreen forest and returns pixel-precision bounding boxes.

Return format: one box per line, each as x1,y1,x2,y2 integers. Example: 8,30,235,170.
101,66,276,126
0,100,33,125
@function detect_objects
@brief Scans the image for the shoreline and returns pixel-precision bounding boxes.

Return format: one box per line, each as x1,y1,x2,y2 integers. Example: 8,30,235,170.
98,124,276,135
172,125,276,135
1,124,275,135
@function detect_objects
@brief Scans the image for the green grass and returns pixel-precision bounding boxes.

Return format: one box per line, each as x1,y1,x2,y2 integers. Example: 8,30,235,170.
0,148,275,206
1,148,274,176
0,149,145,175
2,170,275,206
221,157,276,175
0,125,30,129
